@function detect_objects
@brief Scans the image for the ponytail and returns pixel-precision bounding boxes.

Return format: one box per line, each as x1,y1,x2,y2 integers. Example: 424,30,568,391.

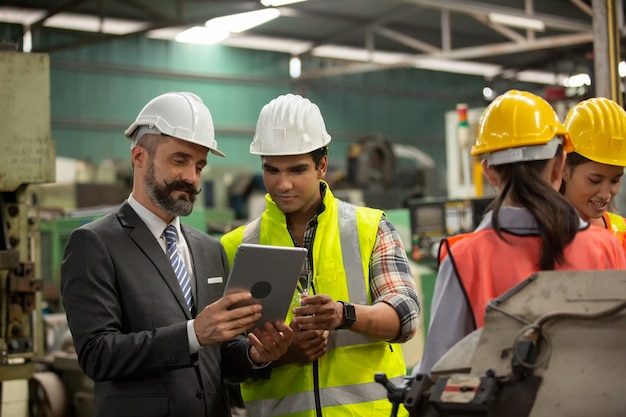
490,153,579,270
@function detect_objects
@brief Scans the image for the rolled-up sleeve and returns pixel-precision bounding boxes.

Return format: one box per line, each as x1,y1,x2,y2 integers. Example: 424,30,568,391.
370,217,420,343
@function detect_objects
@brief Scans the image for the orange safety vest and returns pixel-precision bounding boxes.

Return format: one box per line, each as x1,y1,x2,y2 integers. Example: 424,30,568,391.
445,226,625,328
440,212,626,264
437,234,470,265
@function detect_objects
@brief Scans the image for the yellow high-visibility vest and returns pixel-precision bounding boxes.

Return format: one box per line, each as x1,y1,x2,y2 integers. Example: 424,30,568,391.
221,184,407,417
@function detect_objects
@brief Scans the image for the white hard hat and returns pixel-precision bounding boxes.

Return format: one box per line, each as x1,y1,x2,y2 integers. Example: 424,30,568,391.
250,93,331,156
124,92,225,157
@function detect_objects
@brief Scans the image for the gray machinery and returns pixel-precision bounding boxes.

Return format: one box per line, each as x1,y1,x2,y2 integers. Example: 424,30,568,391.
378,270,626,417
1,50,95,417
342,134,436,210
0,51,56,414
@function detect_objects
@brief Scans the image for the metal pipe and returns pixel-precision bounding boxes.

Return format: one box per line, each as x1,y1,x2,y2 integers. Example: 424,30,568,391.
592,0,622,105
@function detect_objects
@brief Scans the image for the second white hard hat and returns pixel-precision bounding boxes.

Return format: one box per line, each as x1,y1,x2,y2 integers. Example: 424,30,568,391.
124,92,225,157
250,93,331,156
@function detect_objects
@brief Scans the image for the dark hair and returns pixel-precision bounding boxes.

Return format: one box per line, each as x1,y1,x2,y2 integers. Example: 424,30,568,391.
490,147,579,270
310,146,329,169
559,152,592,194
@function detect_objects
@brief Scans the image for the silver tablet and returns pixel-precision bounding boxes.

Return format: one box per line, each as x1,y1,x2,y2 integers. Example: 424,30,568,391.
224,243,307,329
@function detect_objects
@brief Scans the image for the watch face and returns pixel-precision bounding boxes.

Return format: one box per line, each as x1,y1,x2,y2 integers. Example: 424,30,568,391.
346,303,356,320
342,302,356,329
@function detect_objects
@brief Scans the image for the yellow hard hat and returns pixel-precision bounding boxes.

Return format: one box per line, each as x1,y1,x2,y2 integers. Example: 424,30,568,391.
564,97,626,166
471,90,573,158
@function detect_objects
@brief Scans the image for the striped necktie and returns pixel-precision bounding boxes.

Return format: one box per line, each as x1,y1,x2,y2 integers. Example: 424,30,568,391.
164,225,194,314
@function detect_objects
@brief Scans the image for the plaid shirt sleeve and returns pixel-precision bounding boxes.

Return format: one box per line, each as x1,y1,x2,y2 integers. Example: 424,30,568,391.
370,216,420,343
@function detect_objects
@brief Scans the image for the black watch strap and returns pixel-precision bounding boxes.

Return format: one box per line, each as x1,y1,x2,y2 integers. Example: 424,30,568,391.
338,301,356,329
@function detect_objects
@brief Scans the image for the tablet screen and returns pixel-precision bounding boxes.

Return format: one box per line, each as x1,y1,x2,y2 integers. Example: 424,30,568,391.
224,243,307,329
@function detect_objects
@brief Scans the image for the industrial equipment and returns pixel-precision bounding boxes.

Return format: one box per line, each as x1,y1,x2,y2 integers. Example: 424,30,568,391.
445,105,494,200
406,197,493,262
335,134,437,210
1,51,97,417
0,51,56,415
378,269,626,417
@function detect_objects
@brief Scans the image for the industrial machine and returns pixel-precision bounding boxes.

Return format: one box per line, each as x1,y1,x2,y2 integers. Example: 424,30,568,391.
405,197,493,262
0,51,56,415
334,134,437,210
378,269,626,417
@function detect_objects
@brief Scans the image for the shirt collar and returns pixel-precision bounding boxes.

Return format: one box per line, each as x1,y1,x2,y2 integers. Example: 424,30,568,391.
476,206,588,234
127,194,182,240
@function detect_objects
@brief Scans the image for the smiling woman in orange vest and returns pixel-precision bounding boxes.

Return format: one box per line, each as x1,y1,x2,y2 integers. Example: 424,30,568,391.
417,90,626,375
561,97,626,250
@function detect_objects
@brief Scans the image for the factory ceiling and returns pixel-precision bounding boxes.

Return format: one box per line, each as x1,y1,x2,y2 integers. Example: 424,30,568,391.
0,0,621,84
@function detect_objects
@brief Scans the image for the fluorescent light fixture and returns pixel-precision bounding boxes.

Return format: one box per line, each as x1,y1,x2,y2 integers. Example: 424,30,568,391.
515,70,568,86
413,57,502,78
44,13,149,34
564,73,591,87
261,0,307,6
289,56,301,78
175,26,230,45
619,61,626,77
205,8,280,33
220,34,312,54
0,7,45,24
148,26,188,40
45,13,102,32
488,12,545,31
0,7,147,34
312,44,410,64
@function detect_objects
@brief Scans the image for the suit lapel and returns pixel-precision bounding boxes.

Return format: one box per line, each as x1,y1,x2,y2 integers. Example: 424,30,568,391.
117,202,192,319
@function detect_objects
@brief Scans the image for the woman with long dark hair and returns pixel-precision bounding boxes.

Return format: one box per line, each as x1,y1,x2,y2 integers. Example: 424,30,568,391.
418,90,626,374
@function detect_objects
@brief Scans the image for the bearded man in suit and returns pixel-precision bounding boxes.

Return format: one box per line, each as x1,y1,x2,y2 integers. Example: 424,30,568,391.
61,92,292,417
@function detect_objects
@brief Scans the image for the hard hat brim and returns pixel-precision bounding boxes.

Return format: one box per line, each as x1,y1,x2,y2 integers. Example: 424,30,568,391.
124,123,226,157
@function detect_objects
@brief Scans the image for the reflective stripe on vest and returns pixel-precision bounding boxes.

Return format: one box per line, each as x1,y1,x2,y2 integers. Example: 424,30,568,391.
242,216,261,243
243,200,377,350
245,375,406,417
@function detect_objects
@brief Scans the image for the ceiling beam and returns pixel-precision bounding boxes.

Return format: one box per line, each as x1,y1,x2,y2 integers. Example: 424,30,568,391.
441,9,451,51
374,26,440,53
470,13,526,43
400,0,592,32
116,0,169,20
570,0,594,17
429,31,593,60
296,6,417,56
299,31,593,80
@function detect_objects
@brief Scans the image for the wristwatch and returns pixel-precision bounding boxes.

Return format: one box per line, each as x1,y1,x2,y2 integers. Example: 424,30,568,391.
337,301,356,329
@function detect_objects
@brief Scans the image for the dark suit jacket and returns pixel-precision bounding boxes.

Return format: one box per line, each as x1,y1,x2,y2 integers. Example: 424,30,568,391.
61,202,259,417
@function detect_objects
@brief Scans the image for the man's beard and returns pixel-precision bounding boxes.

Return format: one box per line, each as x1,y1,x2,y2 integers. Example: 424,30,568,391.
144,160,200,217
